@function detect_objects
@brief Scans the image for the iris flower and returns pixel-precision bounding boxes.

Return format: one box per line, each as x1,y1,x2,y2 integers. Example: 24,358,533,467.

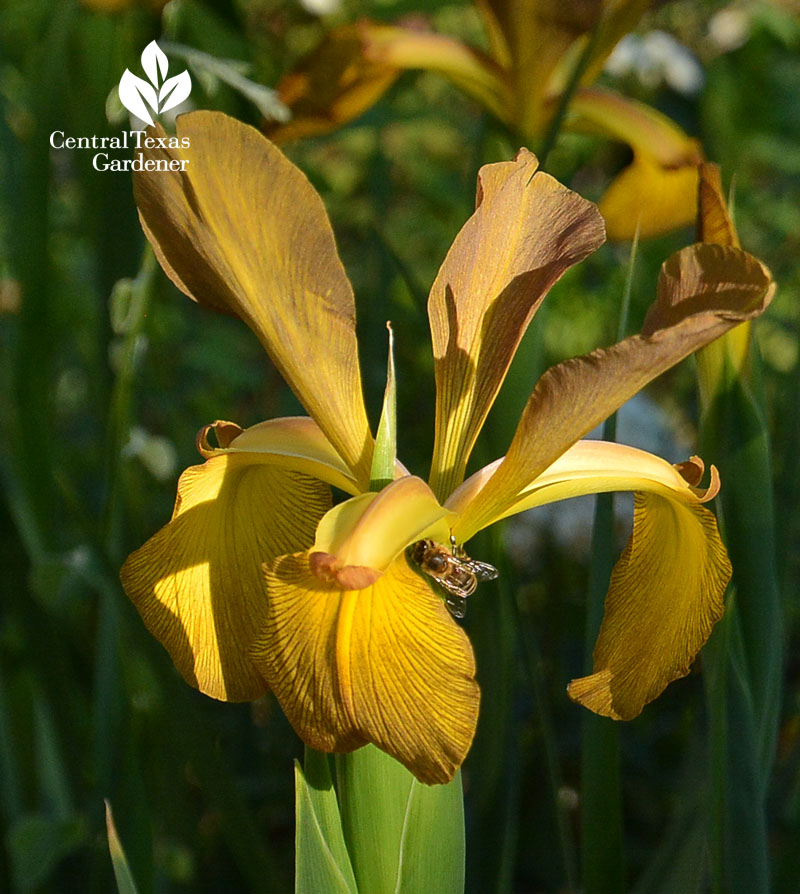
121,111,773,784
264,0,703,240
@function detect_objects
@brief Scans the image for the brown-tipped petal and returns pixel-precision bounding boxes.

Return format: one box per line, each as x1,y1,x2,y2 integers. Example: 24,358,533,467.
449,440,720,542
567,492,730,719
197,417,361,495
697,162,740,248
456,242,774,537
133,111,373,486
121,455,331,702
695,163,752,403
428,149,605,499
196,420,244,455
264,22,400,144
254,554,479,784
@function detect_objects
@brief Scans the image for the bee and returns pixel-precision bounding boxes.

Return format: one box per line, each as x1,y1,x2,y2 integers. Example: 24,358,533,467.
408,536,498,619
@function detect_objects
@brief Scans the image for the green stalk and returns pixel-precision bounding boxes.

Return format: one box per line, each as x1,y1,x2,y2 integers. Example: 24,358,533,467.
90,250,158,892
695,169,779,894
700,366,777,894
464,527,520,894
513,587,579,892
106,801,141,894
535,26,601,172
299,324,465,893
335,746,465,894
579,232,637,894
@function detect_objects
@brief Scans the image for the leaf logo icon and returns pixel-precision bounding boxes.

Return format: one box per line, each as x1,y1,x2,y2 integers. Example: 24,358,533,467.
119,41,192,127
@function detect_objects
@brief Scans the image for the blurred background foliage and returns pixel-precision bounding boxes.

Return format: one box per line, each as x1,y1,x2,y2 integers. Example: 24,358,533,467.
1,0,799,891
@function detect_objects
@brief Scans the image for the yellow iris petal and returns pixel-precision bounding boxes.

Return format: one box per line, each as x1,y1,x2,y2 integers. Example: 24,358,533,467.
254,553,479,784
133,111,373,486
310,477,455,588
489,0,604,134
449,440,719,540
567,491,730,719
568,86,704,240
197,417,361,496
456,242,774,538
361,23,512,122
599,153,701,241
448,440,728,719
121,454,331,701
265,23,401,144
571,86,701,169
427,149,605,499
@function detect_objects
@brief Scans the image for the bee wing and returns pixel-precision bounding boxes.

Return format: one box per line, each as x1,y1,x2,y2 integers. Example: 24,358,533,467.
444,592,467,619
464,559,499,582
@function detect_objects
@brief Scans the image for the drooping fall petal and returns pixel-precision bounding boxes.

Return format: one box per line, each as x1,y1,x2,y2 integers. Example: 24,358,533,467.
599,152,701,241
448,440,728,719
455,242,774,538
264,23,401,144
121,454,331,701
569,87,704,240
567,490,730,719
254,554,479,784
427,149,605,499
133,111,373,486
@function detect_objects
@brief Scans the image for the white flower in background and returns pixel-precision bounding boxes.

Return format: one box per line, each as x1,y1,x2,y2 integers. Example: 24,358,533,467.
123,426,179,481
119,41,192,127
298,0,341,14
708,8,752,52
606,31,705,97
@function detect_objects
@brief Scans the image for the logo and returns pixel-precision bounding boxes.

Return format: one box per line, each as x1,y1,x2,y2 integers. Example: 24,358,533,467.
118,41,192,127
49,40,193,173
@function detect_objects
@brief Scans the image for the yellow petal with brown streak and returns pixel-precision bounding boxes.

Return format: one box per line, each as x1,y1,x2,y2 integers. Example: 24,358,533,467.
197,417,361,496
254,554,479,784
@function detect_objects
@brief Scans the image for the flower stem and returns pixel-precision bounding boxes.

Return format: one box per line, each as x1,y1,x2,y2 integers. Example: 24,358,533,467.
579,231,638,893
536,27,601,171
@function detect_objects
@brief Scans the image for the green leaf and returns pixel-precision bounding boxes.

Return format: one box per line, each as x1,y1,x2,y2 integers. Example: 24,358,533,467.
159,42,290,123
370,324,397,492
700,368,779,894
105,801,140,894
8,812,86,892
336,745,464,894
578,226,638,894
295,751,358,894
